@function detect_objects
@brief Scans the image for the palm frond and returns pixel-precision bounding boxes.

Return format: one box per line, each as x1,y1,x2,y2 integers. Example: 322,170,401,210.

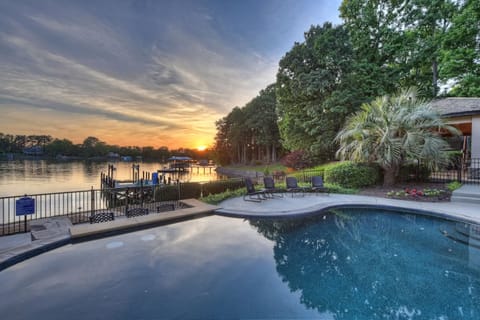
336,87,460,177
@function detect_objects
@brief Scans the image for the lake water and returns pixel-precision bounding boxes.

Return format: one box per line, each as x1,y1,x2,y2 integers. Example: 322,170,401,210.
0,160,220,197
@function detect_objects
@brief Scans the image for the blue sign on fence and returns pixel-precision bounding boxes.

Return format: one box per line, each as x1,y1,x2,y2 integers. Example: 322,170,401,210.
16,197,35,216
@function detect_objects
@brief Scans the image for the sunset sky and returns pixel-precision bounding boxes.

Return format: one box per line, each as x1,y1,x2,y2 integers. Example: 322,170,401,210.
0,0,341,149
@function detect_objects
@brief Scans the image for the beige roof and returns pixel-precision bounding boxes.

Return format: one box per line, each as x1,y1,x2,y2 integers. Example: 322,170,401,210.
430,97,480,117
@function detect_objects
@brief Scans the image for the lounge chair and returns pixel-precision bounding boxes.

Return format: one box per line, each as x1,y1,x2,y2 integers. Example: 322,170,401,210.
311,176,329,195
263,176,285,198
286,177,308,197
244,177,268,202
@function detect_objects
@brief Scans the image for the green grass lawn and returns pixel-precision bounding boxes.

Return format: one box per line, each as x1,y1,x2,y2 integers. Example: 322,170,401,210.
224,161,340,173
225,163,288,173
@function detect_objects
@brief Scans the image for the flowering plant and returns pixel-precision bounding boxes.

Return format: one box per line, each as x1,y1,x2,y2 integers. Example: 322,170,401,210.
386,187,448,201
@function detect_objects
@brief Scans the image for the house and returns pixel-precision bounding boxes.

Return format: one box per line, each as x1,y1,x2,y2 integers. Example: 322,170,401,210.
431,98,480,178
23,146,43,156
107,152,120,159
430,97,480,159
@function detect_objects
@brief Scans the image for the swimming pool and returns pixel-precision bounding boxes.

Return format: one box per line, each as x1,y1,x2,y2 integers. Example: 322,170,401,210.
0,208,479,319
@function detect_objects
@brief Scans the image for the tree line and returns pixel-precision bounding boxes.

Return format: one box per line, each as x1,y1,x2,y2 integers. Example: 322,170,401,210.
0,134,212,161
214,0,479,165
214,84,281,165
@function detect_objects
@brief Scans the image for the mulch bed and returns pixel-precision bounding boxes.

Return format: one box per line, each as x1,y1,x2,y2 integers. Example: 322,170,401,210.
358,182,452,202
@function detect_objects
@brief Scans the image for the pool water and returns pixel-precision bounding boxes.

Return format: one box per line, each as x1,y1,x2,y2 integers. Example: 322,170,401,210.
0,209,479,319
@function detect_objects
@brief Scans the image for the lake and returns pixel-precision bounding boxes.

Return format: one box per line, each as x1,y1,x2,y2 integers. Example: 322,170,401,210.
0,160,220,197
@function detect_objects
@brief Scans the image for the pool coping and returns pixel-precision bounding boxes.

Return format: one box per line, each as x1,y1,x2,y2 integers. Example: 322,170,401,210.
215,193,480,225
1,194,479,271
69,199,219,240
0,199,219,271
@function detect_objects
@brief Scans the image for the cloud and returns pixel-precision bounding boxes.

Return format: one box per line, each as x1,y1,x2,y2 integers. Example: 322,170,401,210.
0,0,341,148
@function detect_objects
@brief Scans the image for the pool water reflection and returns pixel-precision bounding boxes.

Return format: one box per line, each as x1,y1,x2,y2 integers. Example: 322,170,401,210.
0,209,479,319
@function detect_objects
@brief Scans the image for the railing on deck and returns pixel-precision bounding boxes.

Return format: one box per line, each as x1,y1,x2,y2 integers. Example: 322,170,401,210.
1,188,105,235
0,178,245,236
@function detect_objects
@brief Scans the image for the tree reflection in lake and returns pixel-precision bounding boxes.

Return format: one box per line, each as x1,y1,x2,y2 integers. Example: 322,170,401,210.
250,209,480,319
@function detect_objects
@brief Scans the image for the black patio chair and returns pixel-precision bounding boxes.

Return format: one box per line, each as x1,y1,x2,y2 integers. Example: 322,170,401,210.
263,176,285,198
286,177,308,197
311,176,329,195
243,177,268,202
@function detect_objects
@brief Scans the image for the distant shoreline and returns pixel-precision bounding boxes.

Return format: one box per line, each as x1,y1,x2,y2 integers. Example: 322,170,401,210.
0,154,146,162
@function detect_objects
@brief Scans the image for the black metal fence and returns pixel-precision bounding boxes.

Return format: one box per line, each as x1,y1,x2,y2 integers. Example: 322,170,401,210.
0,178,245,236
4,160,477,236
404,158,480,185
252,169,325,184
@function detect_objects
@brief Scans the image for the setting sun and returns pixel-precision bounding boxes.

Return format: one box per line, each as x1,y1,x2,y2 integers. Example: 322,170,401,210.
197,145,207,151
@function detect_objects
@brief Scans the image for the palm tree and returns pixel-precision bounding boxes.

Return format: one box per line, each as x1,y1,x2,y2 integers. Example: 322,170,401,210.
336,88,459,186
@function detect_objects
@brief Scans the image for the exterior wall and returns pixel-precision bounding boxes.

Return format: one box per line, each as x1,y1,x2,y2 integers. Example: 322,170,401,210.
471,116,480,158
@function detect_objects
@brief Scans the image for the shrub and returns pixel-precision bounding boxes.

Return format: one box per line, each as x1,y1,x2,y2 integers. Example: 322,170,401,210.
154,185,180,201
446,180,462,191
154,179,246,201
202,179,244,196
324,161,379,189
179,182,202,199
281,150,313,170
201,188,246,205
446,150,462,169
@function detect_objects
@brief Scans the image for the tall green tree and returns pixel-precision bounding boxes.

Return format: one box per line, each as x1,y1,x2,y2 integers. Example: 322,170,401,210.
243,84,281,163
213,117,232,165
441,0,480,96
0,133,15,153
403,0,459,96
81,136,108,158
214,84,282,165
276,22,366,160
339,0,405,94
44,138,77,156
340,0,472,97
336,88,459,186
214,107,248,164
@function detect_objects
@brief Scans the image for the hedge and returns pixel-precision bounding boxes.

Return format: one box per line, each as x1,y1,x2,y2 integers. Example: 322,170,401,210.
324,161,380,189
153,179,245,201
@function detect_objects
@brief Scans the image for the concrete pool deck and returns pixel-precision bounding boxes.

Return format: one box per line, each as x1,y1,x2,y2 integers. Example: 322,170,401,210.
217,192,480,224
1,188,480,270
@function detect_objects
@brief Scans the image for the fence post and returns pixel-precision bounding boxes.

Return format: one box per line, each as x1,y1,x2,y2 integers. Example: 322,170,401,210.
90,187,95,216
140,179,144,206
457,157,462,182
125,188,129,214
